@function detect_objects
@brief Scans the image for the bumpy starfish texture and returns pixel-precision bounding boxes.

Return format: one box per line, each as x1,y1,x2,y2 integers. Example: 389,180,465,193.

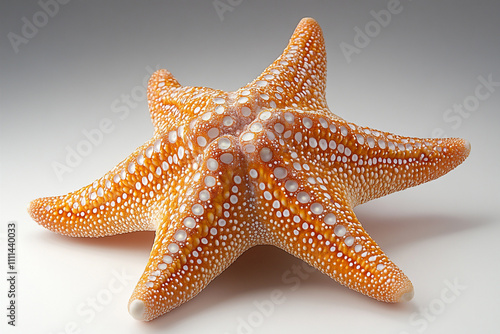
29,18,470,321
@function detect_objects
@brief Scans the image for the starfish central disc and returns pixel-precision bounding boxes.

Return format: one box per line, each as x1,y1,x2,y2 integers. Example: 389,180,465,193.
28,18,470,321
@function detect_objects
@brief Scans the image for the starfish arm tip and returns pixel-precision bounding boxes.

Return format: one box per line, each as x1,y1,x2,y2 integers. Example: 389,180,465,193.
399,288,415,302
299,17,318,24
27,199,36,216
388,276,414,303
128,299,147,321
463,139,471,155
28,197,53,231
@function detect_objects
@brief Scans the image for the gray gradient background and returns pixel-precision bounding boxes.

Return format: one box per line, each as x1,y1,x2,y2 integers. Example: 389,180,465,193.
1,1,499,333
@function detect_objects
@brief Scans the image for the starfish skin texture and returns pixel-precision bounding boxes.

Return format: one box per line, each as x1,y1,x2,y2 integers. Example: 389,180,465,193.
29,18,470,321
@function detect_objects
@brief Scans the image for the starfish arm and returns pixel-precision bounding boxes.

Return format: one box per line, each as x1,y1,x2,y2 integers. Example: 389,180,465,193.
243,111,414,302
243,17,329,112
28,133,194,237
289,112,471,206
128,136,261,321
147,69,181,136
255,173,413,302
245,108,470,207
342,125,471,206
147,69,226,137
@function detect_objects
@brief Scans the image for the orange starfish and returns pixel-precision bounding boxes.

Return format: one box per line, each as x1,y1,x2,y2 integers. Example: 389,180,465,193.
28,18,470,321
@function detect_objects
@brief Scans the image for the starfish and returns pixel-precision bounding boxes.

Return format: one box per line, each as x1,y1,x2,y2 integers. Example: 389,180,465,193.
29,17,470,321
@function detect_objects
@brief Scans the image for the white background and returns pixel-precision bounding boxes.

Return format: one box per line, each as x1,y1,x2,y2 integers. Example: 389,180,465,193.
1,1,499,333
